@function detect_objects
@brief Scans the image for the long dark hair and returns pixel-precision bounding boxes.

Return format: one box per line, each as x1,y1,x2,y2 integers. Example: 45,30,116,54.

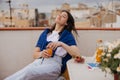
50,10,78,35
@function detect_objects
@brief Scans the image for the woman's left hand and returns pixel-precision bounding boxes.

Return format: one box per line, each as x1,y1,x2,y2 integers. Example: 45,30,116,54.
46,41,62,50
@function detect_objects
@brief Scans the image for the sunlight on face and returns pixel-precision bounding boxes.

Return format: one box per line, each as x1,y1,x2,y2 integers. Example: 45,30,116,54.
55,11,68,26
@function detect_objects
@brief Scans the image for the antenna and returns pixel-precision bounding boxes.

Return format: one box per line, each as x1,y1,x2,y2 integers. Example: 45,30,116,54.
6,0,12,27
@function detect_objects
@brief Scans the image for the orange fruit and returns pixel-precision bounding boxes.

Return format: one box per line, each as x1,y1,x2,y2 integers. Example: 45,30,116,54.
75,56,85,63
46,48,53,57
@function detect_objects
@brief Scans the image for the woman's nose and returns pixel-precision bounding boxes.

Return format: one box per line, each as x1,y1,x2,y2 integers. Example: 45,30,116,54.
57,15,61,19
58,15,61,17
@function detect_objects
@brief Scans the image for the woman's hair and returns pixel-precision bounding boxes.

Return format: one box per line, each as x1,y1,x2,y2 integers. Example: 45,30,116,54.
50,10,78,35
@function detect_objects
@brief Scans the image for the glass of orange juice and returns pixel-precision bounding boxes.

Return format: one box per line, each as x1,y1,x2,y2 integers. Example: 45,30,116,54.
46,48,53,57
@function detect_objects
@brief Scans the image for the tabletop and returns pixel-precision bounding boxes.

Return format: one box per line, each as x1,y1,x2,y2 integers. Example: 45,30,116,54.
67,57,114,80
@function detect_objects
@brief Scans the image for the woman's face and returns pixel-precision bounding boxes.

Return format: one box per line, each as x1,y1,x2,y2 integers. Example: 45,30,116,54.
55,11,68,26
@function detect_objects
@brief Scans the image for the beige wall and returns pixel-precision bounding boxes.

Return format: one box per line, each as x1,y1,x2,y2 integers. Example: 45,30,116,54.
0,30,120,79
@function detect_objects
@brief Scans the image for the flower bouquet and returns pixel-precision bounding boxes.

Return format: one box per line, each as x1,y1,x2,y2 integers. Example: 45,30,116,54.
95,39,120,80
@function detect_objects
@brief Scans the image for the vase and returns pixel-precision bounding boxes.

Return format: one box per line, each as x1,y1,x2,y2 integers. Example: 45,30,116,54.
114,74,119,80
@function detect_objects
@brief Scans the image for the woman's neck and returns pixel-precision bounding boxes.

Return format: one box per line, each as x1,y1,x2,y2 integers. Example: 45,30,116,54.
54,24,64,32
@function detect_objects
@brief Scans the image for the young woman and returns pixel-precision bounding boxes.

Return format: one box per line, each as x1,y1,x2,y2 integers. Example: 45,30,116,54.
4,10,82,80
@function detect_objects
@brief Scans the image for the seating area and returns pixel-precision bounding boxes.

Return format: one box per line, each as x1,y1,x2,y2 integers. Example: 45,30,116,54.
0,29,120,80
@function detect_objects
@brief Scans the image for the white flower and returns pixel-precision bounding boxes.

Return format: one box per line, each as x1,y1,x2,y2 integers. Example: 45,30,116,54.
108,44,115,50
116,66,120,72
113,39,120,47
101,52,105,56
106,53,111,58
108,48,113,52
103,58,109,62
105,67,111,73
114,53,120,59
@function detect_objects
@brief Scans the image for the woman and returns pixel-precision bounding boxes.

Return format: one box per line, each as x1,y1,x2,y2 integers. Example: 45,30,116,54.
4,10,82,80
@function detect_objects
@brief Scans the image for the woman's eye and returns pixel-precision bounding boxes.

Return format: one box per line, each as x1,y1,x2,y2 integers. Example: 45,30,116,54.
62,15,66,18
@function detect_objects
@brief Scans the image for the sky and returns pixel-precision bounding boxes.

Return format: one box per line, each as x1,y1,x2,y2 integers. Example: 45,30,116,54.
0,0,119,13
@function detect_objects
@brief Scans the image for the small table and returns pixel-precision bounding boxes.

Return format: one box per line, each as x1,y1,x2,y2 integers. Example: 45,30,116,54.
67,57,113,80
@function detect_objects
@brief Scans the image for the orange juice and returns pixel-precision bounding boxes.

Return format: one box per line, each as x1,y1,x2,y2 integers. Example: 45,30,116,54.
96,48,103,63
46,48,53,57
96,39,103,63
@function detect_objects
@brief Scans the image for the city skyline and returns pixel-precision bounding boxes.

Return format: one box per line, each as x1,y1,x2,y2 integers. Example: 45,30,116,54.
0,0,116,12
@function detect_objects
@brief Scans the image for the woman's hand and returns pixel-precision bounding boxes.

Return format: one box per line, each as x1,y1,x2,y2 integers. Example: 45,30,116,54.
46,41,62,50
41,49,52,58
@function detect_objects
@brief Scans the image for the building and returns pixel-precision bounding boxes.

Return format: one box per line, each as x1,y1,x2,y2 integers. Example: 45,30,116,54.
0,5,39,27
50,3,91,28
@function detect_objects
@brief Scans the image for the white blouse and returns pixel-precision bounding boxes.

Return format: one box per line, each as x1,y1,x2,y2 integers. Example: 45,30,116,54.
47,31,67,57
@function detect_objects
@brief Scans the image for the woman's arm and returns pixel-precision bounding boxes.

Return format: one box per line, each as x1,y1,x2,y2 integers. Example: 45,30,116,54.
60,42,81,57
47,41,81,57
33,47,41,59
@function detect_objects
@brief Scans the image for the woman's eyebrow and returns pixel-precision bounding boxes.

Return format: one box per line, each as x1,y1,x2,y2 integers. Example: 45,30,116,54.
62,14,67,17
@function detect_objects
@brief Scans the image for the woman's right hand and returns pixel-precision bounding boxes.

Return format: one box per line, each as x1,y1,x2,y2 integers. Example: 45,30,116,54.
41,49,52,58
33,47,52,59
